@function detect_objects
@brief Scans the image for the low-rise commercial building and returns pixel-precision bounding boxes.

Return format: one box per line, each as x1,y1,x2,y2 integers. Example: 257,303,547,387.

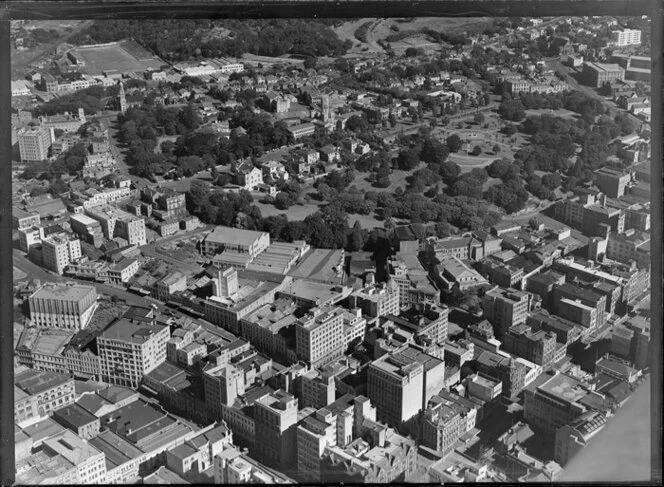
14,369,76,425
15,429,107,484
582,62,625,88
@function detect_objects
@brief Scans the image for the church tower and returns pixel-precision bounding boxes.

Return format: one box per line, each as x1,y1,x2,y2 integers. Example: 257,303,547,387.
321,94,332,122
118,82,127,113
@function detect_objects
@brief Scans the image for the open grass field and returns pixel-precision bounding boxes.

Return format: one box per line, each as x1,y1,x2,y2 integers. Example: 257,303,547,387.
69,39,164,75
390,36,445,54
525,108,580,119
255,201,320,221
348,213,384,230
335,17,494,56
351,163,426,193
256,199,384,230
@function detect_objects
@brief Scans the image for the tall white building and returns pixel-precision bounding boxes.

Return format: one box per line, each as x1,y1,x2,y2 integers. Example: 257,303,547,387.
28,284,98,330
295,306,346,368
611,29,641,46
97,317,171,388
18,126,53,162
42,234,82,274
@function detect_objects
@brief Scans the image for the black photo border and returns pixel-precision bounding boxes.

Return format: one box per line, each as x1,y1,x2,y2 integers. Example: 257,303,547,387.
1,1,661,484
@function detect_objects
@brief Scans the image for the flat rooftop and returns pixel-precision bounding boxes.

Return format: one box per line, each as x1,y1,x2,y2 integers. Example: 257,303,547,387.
278,278,348,305
15,369,72,396
208,279,280,311
70,214,100,226
89,429,144,470
586,62,624,72
52,402,98,428
205,226,268,246
19,417,67,444
288,248,344,284
30,284,96,302
143,466,190,484
100,317,168,345
537,373,587,404
17,328,73,356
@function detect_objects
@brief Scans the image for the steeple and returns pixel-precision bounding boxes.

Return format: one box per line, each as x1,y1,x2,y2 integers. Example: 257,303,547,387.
118,82,127,113
321,94,332,122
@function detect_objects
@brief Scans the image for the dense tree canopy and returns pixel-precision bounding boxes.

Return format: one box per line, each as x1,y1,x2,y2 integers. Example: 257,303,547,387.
70,19,352,62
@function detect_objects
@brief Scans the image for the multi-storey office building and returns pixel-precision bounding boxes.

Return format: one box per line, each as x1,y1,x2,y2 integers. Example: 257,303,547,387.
17,126,52,162
42,234,82,274
97,317,170,388
610,28,641,46
523,372,590,437
295,306,346,368
253,390,299,471
367,352,425,426
28,284,98,330
481,287,531,339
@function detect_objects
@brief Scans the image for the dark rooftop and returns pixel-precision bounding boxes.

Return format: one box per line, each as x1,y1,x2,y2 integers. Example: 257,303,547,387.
15,369,72,396
52,403,98,428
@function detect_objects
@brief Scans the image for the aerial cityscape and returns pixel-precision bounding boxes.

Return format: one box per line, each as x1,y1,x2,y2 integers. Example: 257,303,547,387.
10,15,653,484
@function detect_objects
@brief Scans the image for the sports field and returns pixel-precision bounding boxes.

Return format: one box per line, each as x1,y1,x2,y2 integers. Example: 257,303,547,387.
69,40,164,75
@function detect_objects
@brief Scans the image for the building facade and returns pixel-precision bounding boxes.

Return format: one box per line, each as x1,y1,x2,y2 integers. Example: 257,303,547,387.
29,284,98,330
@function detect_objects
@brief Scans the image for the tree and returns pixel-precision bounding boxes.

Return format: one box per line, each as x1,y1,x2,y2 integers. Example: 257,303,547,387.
347,220,366,251
186,180,210,215
492,144,501,154
405,47,419,57
473,112,485,124
303,56,318,70
438,161,461,182
498,98,526,121
470,145,482,156
397,149,420,171
421,138,450,164
501,124,517,136
446,134,463,152
541,172,562,189
274,192,296,210
528,216,540,230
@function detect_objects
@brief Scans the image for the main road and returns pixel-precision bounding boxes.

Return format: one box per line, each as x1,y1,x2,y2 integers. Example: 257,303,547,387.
545,57,644,128
13,249,164,308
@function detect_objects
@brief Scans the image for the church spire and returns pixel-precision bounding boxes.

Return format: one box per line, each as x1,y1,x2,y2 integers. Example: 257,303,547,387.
118,81,126,113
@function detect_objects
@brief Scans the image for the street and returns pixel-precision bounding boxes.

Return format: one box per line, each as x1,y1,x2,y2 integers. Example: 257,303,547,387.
13,249,164,309
545,57,644,128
